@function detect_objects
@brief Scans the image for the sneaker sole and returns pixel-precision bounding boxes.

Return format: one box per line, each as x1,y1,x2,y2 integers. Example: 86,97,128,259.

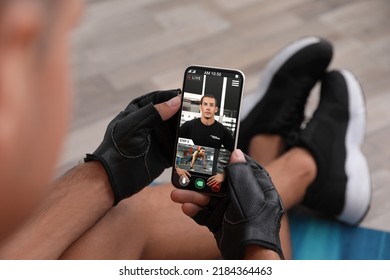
241,36,323,120
337,70,371,225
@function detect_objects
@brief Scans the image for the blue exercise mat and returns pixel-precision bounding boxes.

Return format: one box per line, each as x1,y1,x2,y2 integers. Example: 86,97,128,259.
289,212,390,260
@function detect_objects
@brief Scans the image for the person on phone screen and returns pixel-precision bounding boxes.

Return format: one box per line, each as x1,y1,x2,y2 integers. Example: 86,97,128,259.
176,94,234,186
185,147,207,171
179,94,234,152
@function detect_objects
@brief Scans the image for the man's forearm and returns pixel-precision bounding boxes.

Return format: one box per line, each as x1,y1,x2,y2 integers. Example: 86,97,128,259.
0,162,113,259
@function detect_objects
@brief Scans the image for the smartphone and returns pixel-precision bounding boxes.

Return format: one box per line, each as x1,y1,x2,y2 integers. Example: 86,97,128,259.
171,65,245,196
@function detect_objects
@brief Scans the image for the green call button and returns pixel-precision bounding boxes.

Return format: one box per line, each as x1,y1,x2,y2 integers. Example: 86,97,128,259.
195,178,206,190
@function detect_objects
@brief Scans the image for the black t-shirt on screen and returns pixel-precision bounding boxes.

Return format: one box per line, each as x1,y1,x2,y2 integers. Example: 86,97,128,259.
179,118,234,152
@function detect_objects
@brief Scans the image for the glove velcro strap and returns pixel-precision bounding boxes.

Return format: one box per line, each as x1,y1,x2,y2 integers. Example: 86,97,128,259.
220,219,285,260
241,240,285,260
84,154,121,206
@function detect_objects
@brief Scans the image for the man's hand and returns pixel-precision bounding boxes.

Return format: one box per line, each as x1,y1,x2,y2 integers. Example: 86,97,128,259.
85,90,181,205
171,150,284,260
176,167,191,181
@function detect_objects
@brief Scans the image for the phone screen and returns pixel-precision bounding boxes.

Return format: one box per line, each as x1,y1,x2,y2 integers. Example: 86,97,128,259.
172,65,245,196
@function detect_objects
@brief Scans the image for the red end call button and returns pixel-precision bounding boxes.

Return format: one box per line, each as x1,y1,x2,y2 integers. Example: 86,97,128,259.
211,183,221,193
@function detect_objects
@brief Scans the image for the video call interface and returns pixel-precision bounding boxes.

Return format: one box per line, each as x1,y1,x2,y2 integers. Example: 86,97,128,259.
174,67,243,192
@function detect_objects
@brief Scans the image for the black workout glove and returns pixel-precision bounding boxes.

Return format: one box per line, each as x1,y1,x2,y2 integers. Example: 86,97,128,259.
85,89,180,205
193,155,284,259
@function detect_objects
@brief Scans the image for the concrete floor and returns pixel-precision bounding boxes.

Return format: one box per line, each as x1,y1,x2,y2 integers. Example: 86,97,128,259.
60,0,390,231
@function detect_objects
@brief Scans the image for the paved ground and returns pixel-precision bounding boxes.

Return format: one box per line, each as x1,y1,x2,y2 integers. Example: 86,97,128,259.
59,0,390,231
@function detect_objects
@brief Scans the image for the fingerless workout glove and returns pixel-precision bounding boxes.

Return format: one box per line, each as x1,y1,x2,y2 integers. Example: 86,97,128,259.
194,155,284,259
85,89,180,205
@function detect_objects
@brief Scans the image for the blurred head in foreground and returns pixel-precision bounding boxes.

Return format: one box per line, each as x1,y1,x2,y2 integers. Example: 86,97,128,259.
0,0,84,239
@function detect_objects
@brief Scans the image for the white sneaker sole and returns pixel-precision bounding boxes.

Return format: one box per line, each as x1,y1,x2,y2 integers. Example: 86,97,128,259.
241,36,322,120
337,70,371,225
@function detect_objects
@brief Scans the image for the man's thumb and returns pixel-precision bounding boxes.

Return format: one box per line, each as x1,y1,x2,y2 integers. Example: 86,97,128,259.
229,149,246,163
154,95,181,121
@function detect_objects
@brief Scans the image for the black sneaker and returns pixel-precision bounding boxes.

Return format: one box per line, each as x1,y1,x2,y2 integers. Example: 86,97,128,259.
238,36,333,153
300,70,371,225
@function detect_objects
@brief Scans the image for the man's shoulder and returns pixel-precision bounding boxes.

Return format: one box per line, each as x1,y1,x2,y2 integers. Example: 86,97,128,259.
214,120,225,127
180,118,200,134
214,120,229,131
215,121,233,138
183,118,200,126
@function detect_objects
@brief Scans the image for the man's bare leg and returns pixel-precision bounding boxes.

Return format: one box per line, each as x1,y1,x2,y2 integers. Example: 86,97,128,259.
249,135,317,259
60,184,220,260
249,135,317,208
248,135,285,166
